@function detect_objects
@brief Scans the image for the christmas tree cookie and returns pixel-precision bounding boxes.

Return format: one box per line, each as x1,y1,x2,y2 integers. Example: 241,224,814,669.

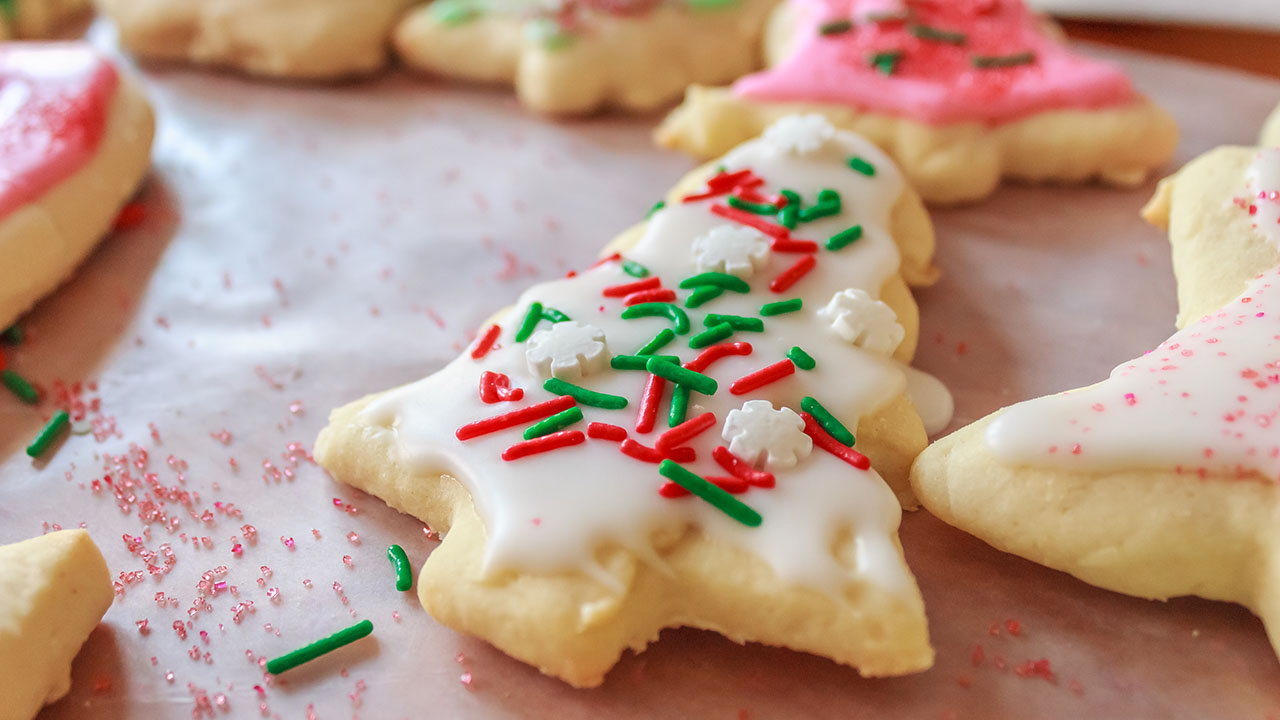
656,0,1178,204
317,115,945,687
393,0,776,115
910,136,1280,659
0,530,113,720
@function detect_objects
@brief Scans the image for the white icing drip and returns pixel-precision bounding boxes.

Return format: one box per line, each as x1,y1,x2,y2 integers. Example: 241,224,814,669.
359,119,926,596
692,224,771,279
1248,148,1280,249
818,287,905,355
723,400,813,470
525,321,609,380
904,366,955,436
986,267,1280,480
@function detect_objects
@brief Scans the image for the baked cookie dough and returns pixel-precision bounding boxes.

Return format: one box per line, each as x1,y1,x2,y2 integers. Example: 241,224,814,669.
317,116,946,687
0,530,112,720
910,139,1280,658
94,0,416,79
394,0,776,115
1263,101,1280,147
0,43,155,331
0,0,89,39
656,0,1178,205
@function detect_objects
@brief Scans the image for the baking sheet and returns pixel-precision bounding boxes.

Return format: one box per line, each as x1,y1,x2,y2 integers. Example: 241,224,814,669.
3,21,1280,719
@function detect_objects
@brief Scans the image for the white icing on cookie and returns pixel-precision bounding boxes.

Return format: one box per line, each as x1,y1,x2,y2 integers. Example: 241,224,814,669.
692,224,771,279
526,321,609,380
1247,148,1280,249
723,400,812,470
762,113,836,156
904,366,954,436
359,117,930,596
817,288,904,355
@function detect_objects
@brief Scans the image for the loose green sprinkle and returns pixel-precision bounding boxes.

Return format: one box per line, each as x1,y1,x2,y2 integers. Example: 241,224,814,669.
0,324,22,344
827,225,864,251
543,378,628,410
514,302,544,342
778,190,801,229
869,50,904,75
726,195,779,215
646,357,716,396
26,410,69,458
2,370,38,405
801,396,855,446
636,328,677,356
622,260,651,278
523,406,584,440
908,24,967,44
266,620,374,675
704,314,764,332
972,51,1037,69
429,0,481,24
798,189,842,223
847,156,877,177
787,346,817,370
760,298,803,316
818,19,853,36
621,302,691,334
659,460,762,527
387,545,413,592
678,272,750,294
540,307,571,323
647,200,666,218
612,354,679,371
668,385,690,428
685,286,724,309
688,323,735,350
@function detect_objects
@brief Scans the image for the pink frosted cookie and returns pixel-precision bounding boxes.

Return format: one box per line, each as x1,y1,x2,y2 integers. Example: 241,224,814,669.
657,0,1178,204
0,43,155,330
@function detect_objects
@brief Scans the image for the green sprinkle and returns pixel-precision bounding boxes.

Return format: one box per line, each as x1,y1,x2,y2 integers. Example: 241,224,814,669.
387,545,413,592
787,346,817,370
621,302,691,334
525,17,575,50
543,378,628,410
798,189,842,223
668,385,690,428
612,354,679,371
972,51,1037,68
704,314,764,332
636,328,677,356
908,24,967,44
266,620,374,675
514,302,544,342
2,369,38,404
869,50,904,75
658,460,762,527
647,200,666,218
688,323,735,350
778,190,801,229
541,307,571,323
678,272,750,294
523,406,583,440
429,0,481,24
847,156,877,177
801,396,855,446
646,357,716,396
760,298,803,316
622,260,651,278
827,225,864,251
26,410,69,458
685,286,724,309
726,195,779,215
0,325,22,344
818,19,853,35
685,0,739,9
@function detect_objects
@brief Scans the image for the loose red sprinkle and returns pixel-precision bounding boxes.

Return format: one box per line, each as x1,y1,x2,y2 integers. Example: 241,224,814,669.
501,430,585,461
470,324,501,360
624,288,677,306
602,277,661,298
771,237,819,253
659,475,747,497
712,445,775,488
730,359,796,395
710,204,790,239
769,255,817,293
456,396,576,440
655,412,716,454
586,422,628,442
801,411,871,469
478,371,524,404
620,439,695,464
684,342,753,372
113,202,147,230
635,374,665,434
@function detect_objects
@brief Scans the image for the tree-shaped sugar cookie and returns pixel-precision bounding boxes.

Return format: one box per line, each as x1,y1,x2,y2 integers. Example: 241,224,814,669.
393,0,776,114
911,132,1280,660
317,115,945,686
657,0,1178,204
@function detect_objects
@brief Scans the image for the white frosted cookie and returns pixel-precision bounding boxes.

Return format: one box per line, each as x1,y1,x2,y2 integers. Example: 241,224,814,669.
910,140,1280,660
656,0,1178,205
393,0,776,115
0,530,113,720
94,0,416,79
0,0,89,39
0,43,155,331
317,116,947,687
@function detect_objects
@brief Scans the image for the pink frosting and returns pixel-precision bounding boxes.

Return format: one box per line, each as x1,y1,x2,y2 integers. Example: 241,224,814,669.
733,0,1137,126
0,43,119,220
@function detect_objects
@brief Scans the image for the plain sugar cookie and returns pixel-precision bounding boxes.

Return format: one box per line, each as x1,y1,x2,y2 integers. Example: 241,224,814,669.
0,43,155,331
317,116,946,687
1263,102,1280,147
0,0,89,39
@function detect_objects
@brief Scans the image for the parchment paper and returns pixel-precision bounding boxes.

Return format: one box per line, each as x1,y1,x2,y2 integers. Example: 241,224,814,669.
2,21,1279,719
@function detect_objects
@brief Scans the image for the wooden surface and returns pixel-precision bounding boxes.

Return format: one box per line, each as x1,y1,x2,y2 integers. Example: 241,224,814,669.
1063,20,1280,78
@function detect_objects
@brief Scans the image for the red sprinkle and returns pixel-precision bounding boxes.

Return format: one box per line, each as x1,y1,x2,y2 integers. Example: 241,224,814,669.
478,371,523,404
684,342,753,372
470,324,501,360
457,396,576,440
710,204,790,239
603,276,661,297
589,252,622,269
635,374,665,434
801,411,871,470
0,347,6,372
771,237,819,253
620,439,696,464
769,255,817,293
730,359,795,395
712,445,775,488
681,169,756,203
655,412,716,454
624,288,677,306
113,202,147,231
501,430,585,461
659,475,748,498
587,422,627,442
